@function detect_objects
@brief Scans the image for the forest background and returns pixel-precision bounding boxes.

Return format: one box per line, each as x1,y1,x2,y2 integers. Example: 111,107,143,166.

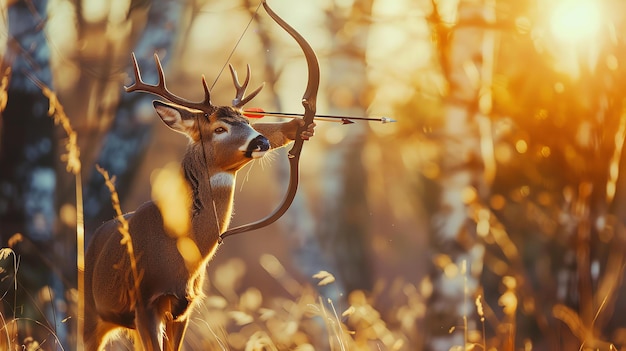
1,0,626,350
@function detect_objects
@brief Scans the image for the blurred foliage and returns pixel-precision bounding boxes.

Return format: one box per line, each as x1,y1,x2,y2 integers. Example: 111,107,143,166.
382,0,626,348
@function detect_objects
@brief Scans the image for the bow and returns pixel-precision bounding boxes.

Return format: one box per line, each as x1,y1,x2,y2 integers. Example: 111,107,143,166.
220,0,320,240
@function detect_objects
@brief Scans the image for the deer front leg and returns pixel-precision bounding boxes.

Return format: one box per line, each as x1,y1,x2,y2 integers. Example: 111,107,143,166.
164,318,188,351
157,295,190,351
135,305,164,351
252,119,316,148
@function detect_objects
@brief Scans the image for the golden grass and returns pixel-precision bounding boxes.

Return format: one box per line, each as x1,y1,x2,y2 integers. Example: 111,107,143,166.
2,236,624,350
183,257,416,351
0,246,68,351
95,165,144,308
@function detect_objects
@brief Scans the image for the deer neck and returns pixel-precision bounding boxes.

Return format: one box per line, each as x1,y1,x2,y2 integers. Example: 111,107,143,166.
181,148,236,255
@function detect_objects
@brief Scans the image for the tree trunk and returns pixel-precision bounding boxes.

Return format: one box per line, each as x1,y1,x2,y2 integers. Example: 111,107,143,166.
317,0,374,295
83,0,183,233
425,0,495,349
0,0,68,347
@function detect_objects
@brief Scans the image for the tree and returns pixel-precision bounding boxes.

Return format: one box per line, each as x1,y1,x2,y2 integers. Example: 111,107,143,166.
425,0,495,349
317,0,374,295
0,0,67,348
83,0,184,233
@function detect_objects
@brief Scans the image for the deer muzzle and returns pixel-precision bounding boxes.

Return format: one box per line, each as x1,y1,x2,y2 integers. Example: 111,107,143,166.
245,135,271,158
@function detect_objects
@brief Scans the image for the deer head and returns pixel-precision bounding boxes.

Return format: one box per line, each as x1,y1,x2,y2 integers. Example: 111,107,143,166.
152,102,270,171
126,53,269,173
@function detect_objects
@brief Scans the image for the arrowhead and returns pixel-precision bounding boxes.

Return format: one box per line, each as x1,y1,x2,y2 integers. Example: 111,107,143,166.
341,118,355,125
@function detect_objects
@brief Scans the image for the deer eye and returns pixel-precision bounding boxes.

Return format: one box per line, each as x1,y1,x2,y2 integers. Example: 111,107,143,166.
214,126,227,134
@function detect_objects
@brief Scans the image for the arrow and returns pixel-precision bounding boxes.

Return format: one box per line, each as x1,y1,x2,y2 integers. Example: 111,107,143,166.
243,108,396,125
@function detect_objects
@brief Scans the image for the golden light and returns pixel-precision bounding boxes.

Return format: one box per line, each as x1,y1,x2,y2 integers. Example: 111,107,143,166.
550,0,602,43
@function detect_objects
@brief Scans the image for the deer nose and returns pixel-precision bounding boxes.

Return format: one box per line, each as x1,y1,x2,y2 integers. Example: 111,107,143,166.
245,135,271,158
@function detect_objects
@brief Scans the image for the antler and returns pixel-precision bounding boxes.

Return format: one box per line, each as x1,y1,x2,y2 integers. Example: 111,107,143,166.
229,63,265,108
125,52,214,113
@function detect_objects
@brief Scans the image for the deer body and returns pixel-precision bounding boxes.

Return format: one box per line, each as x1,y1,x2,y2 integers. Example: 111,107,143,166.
84,55,314,351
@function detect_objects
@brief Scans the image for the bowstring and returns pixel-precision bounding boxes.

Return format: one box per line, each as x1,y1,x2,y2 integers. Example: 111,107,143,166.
210,1,264,91
207,1,263,244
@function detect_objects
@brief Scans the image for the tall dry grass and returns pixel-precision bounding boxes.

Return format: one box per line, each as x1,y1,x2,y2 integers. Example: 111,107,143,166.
184,256,415,350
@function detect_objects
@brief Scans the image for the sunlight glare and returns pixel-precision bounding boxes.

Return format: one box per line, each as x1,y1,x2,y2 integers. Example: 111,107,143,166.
550,0,602,43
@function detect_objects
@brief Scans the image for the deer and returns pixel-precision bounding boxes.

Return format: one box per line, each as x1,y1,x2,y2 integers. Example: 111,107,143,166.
83,53,315,351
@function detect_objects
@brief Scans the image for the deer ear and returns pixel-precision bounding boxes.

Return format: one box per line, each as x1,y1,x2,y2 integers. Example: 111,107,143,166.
153,100,197,134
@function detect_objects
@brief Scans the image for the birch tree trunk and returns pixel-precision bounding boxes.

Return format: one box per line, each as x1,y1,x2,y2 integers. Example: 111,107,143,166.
0,0,68,347
317,0,374,295
425,0,495,349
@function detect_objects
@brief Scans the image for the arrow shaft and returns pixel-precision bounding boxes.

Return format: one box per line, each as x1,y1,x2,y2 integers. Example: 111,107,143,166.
245,111,342,123
244,110,394,123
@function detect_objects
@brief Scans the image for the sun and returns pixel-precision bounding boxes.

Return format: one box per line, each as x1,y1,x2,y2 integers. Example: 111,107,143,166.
550,0,602,43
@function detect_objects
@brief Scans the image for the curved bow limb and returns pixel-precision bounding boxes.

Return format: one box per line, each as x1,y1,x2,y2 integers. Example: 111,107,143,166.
220,0,320,240
261,0,320,158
